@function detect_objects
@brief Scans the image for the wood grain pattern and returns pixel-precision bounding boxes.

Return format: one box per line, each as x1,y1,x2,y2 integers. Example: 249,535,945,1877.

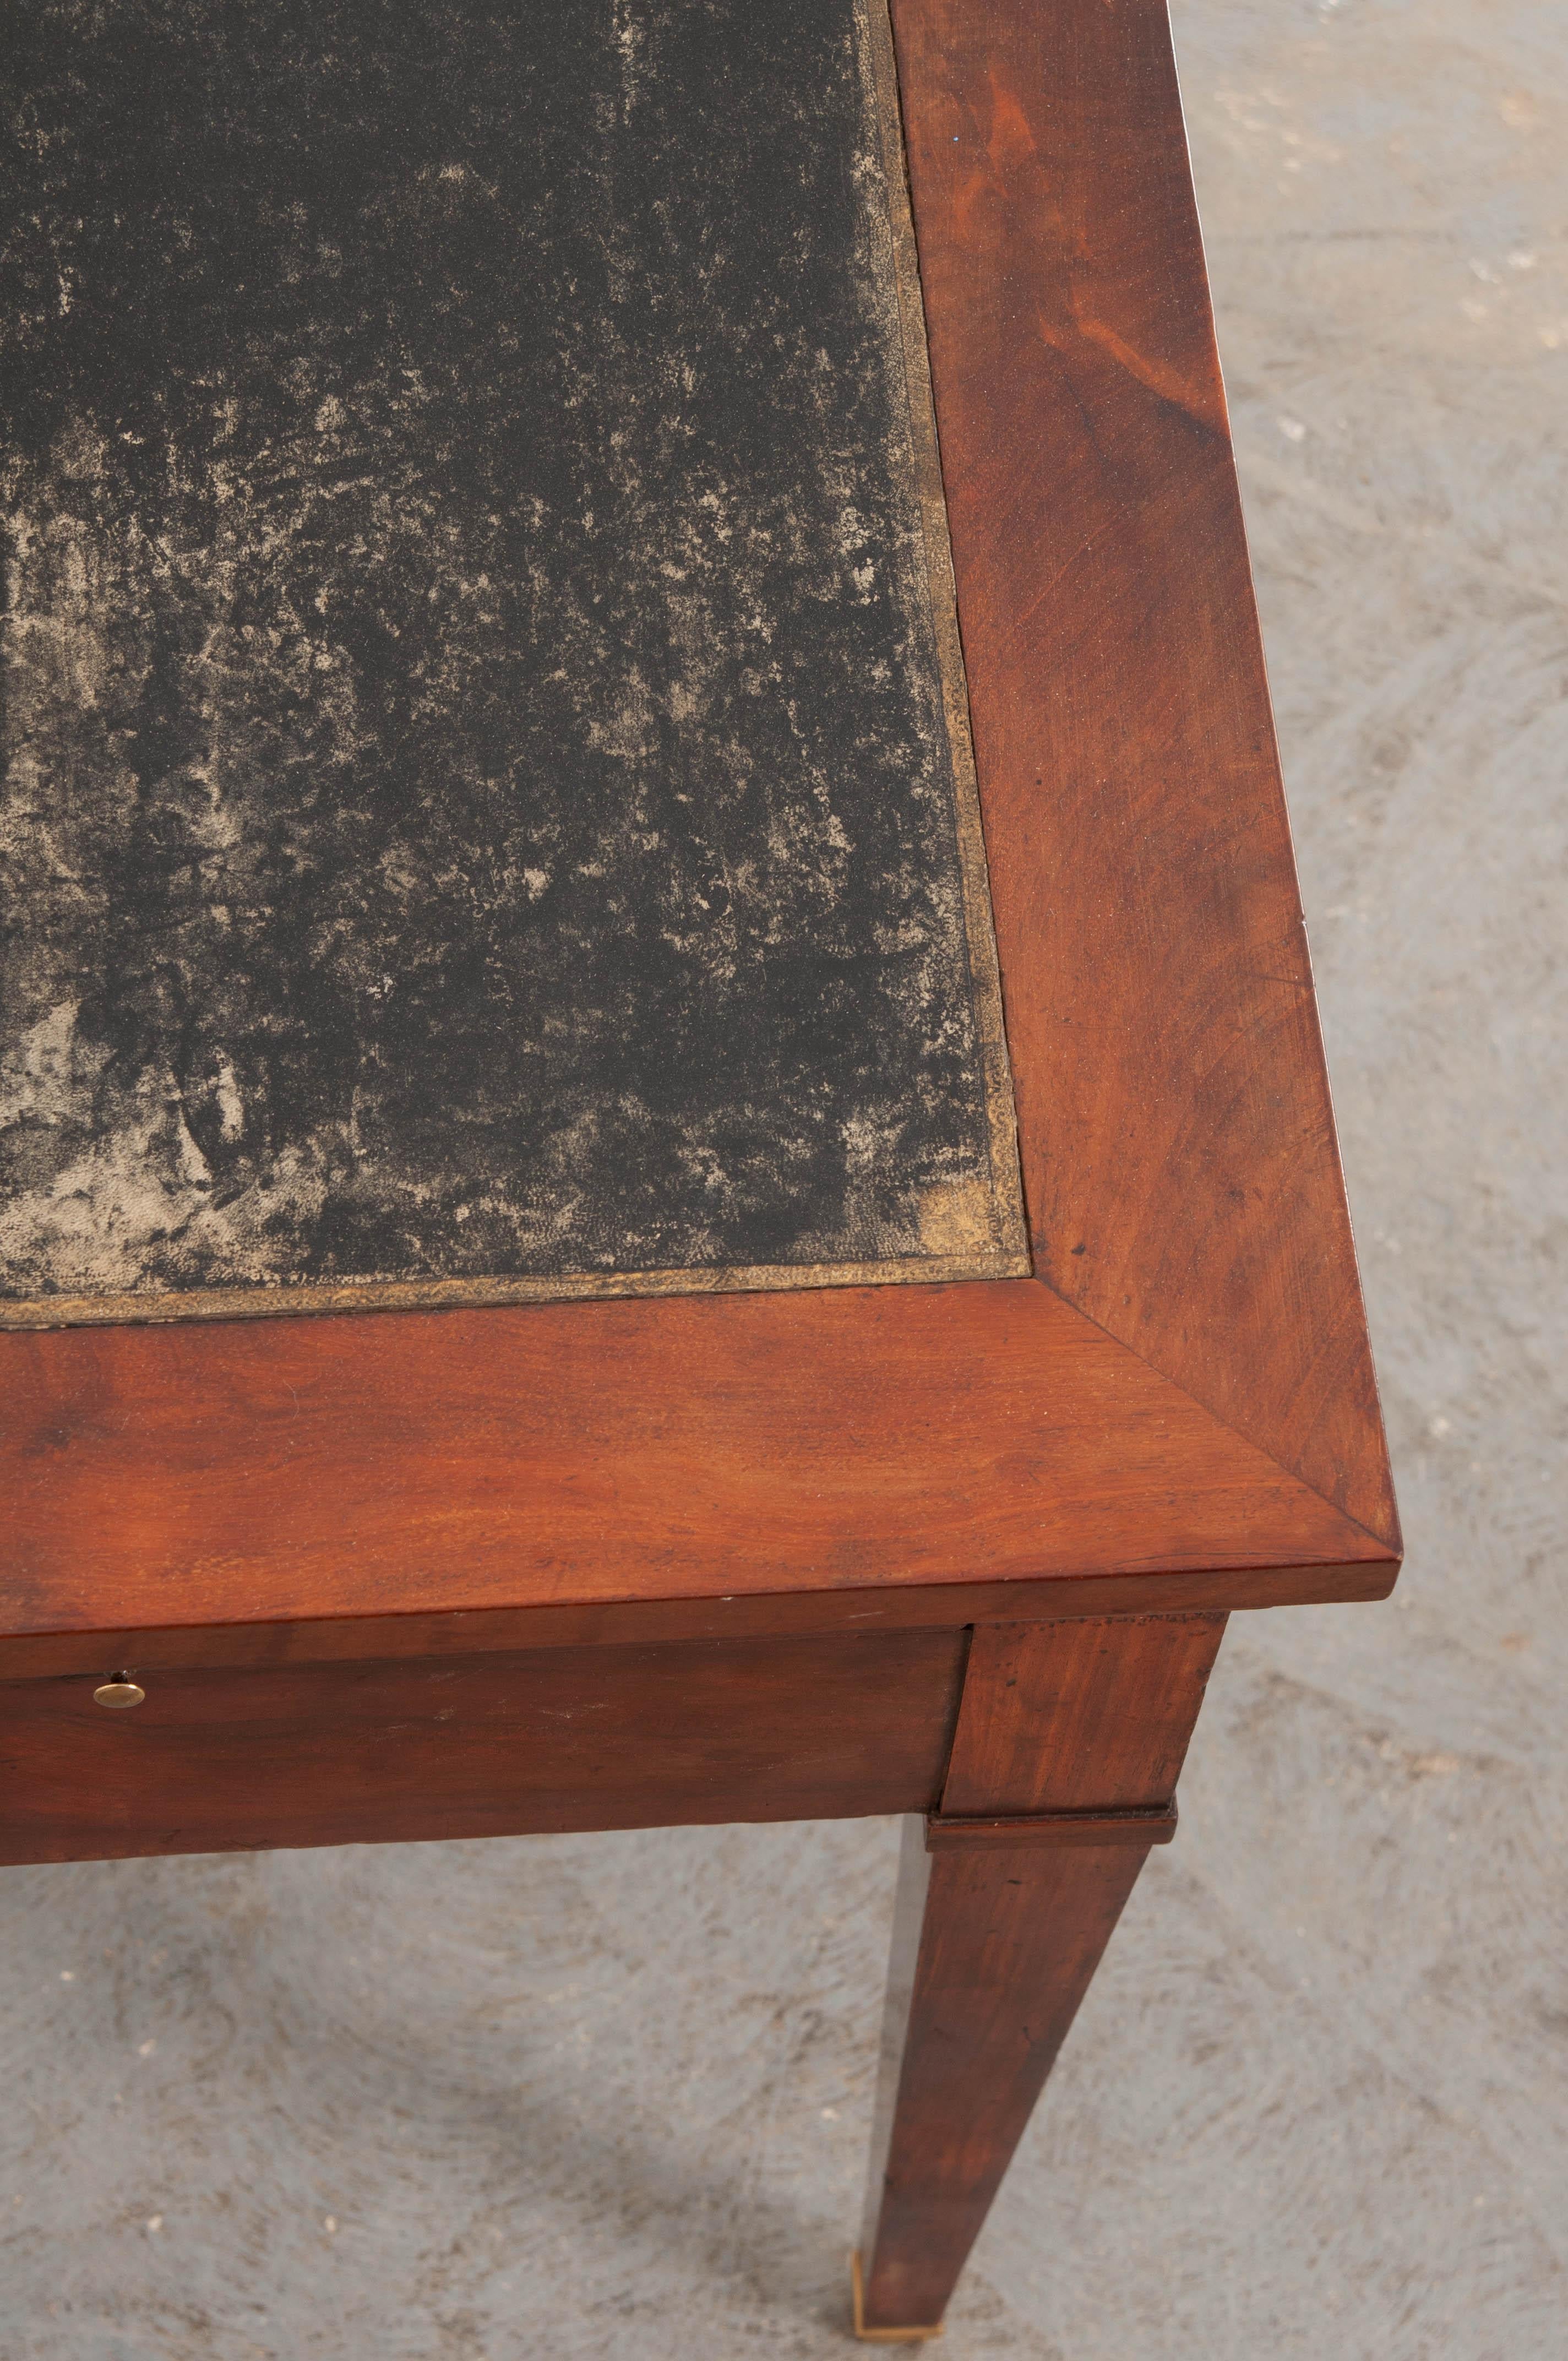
860,1608,1222,2331
0,1627,966,1867
0,7,1400,2341
0,1281,1390,1663
0,0,1396,1687
0,1561,1391,1687
860,1829,1148,2331
886,0,1396,1548
939,1614,1227,1815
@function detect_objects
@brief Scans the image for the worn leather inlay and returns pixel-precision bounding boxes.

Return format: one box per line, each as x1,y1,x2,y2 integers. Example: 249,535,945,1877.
0,0,1024,1323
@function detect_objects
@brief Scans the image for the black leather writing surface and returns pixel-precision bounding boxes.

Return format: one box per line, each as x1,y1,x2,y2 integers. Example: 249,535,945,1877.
0,0,1023,1322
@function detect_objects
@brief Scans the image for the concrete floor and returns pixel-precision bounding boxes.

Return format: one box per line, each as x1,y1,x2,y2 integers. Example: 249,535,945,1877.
3,2,1564,2353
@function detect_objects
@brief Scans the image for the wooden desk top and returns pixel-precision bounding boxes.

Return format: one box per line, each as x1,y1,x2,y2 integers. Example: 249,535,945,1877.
0,0,1397,1676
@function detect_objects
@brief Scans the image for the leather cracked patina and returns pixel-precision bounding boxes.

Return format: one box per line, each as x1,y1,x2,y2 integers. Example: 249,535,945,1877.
0,0,1025,1326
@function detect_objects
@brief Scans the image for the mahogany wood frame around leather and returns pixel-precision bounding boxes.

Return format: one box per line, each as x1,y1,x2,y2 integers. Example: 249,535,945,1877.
0,0,1398,2338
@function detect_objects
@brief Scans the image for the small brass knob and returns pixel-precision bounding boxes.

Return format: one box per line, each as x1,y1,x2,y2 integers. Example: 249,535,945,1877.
94,1676,146,1710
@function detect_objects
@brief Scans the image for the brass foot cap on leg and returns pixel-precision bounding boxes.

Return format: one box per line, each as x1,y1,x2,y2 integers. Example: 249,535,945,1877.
851,2251,944,2343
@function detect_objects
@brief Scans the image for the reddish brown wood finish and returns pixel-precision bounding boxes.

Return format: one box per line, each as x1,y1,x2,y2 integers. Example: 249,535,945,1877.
0,5,1398,2347
0,2,1397,1683
0,1559,1390,1687
861,1828,1147,2333
940,1614,1228,1815
0,1627,966,1867
0,1280,1390,1673
859,1613,1221,2333
887,0,1396,1548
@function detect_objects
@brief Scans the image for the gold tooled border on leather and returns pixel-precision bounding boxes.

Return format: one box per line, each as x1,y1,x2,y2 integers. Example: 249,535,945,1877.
1,0,1028,1334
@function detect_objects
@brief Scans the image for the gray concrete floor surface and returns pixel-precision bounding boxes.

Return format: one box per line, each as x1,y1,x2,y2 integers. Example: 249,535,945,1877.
3,2,1565,2353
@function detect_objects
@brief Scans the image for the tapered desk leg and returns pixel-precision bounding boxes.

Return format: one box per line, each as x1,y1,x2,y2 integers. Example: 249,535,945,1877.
855,1613,1227,2340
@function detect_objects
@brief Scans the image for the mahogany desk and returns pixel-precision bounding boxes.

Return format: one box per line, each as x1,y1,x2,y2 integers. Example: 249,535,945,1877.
0,0,1398,2338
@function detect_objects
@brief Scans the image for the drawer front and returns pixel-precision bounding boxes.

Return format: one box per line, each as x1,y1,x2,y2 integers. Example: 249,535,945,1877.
0,1627,967,1865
